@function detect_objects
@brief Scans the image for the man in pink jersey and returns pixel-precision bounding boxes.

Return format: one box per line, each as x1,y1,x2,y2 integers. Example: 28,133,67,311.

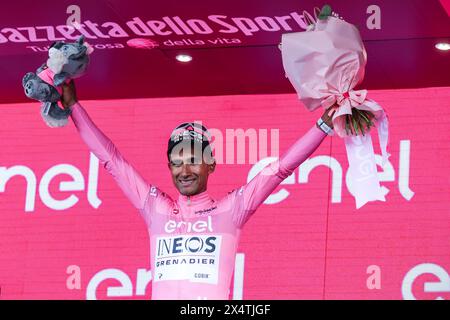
60,81,335,300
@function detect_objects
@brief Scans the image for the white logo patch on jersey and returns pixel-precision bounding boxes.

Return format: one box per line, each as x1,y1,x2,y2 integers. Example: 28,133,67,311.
154,235,222,284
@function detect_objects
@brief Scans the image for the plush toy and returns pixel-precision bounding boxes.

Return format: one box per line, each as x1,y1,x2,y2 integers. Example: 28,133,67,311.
22,36,94,127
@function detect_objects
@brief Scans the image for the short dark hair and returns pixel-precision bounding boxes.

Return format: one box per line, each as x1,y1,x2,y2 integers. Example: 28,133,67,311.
167,122,213,162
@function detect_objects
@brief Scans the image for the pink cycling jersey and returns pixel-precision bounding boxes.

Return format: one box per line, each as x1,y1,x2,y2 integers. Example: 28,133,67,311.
70,102,327,299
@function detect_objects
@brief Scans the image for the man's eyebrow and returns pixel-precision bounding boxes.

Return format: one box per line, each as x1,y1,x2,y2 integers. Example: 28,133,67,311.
190,156,202,163
170,157,202,163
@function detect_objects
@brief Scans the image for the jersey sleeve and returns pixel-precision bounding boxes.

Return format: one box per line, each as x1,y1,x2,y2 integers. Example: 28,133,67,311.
70,102,151,212
232,125,327,228
140,184,174,227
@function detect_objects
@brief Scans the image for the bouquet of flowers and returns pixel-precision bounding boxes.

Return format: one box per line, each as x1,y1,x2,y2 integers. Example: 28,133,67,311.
280,5,390,208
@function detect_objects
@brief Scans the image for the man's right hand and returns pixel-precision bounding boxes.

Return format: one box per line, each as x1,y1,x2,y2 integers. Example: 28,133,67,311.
60,80,78,109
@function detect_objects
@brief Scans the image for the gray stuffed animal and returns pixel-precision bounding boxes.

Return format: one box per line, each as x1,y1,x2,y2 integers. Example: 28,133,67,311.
22,67,70,127
22,35,93,127
48,36,93,86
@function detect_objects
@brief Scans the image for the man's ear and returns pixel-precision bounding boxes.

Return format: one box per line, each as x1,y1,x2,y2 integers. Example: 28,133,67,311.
208,160,216,174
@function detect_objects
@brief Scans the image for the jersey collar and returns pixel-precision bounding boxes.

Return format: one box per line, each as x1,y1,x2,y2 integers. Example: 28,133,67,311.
178,190,214,208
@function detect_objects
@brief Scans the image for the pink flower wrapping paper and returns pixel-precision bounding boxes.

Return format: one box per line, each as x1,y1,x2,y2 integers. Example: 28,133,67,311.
281,14,391,209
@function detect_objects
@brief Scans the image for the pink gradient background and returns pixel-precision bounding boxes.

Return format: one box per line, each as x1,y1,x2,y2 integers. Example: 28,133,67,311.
0,87,449,299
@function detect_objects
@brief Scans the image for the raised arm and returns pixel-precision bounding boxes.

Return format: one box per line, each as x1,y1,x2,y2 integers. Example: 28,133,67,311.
232,108,336,227
61,81,151,211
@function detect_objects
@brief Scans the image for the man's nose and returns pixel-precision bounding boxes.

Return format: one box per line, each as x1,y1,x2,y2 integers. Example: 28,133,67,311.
180,163,193,175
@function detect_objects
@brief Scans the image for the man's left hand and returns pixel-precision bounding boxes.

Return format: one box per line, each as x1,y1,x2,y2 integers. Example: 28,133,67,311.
321,106,337,128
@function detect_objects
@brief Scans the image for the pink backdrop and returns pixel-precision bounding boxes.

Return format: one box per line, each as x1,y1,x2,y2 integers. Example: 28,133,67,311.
0,87,449,300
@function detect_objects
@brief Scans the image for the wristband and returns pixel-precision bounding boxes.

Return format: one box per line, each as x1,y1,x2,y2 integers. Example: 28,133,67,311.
316,118,334,135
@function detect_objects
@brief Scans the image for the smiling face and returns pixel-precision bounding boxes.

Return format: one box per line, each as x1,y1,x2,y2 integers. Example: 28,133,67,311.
168,144,215,196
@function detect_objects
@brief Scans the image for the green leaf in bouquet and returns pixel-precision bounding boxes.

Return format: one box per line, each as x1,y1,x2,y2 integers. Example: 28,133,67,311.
358,117,366,136
352,116,359,135
345,115,351,135
362,110,376,129
359,110,370,123
318,4,332,20
353,109,364,136
353,109,379,136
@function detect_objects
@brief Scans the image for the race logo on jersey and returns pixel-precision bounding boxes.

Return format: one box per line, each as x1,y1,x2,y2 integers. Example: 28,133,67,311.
154,235,222,284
